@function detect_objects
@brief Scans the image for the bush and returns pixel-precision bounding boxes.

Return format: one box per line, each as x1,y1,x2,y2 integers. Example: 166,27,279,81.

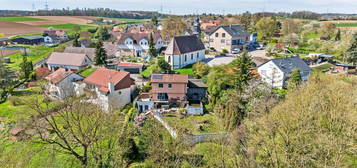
9,96,24,106
222,49,229,54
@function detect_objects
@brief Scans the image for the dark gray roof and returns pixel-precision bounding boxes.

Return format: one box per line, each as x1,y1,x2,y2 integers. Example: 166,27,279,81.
188,79,207,88
264,57,311,73
22,36,44,40
165,35,205,55
210,25,249,37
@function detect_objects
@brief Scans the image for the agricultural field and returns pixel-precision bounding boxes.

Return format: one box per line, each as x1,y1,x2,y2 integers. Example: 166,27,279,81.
321,20,357,29
21,16,96,25
0,21,47,37
0,16,46,22
38,24,96,30
109,17,149,23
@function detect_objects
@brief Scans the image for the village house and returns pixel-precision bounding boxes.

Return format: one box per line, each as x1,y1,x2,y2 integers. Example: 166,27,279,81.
45,68,84,99
83,68,135,111
12,36,44,45
165,35,206,69
135,74,206,115
43,28,68,44
208,25,250,53
116,32,164,58
64,47,96,62
103,42,119,58
46,52,92,72
257,57,311,88
135,74,188,113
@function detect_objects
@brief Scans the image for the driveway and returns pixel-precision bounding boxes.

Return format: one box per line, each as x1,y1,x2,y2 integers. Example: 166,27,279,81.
202,56,236,67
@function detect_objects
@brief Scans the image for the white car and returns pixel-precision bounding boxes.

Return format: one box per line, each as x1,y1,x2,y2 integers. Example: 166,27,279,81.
232,48,241,54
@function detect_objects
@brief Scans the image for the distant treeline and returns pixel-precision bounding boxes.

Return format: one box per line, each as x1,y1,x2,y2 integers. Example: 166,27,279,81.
0,8,161,19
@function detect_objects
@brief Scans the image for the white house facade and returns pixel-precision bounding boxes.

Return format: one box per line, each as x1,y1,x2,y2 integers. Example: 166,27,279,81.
165,35,206,69
258,57,311,88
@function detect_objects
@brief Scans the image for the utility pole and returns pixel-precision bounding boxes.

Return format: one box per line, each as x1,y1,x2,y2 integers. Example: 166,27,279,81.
45,0,49,11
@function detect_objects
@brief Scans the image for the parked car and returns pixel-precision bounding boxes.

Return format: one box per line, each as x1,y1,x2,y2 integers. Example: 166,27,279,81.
232,48,241,54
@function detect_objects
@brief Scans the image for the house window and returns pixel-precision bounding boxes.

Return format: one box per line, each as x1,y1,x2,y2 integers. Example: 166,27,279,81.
185,55,187,62
144,105,149,110
222,33,226,38
261,70,267,76
191,54,193,60
215,33,219,37
157,93,168,100
158,83,164,88
221,39,225,43
209,39,213,42
168,83,172,88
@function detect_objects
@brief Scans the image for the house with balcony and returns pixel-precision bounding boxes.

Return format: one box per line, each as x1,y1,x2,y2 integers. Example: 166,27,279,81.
208,25,250,53
83,68,135,111
165,35,206,69
117,32,164,58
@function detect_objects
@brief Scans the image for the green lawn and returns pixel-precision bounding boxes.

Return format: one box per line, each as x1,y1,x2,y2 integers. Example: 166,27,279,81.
79,67,97,77
174,64,194,75
7,45,54,70
8,33,43,39
0,87,42,122
163,113,225,135
39,24,96,30
110,18,149,23
312,63,334,73
0,17,46,22
334,23,357,27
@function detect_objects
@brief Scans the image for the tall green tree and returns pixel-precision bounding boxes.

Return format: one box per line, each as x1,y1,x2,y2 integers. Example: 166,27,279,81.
335,29,341,41
231,51,254,91
95,26,110,41
288,69,302,90
148,33,157,57
157,58,171,73
192,62,209,79
94,41,107,66
255,17,279,40
73,33,81,47
346,33,357,65
19,55,33,80
0,60,16,102
240,11,252,31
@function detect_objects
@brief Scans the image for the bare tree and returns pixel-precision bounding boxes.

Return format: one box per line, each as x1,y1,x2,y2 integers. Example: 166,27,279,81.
29,96,133,167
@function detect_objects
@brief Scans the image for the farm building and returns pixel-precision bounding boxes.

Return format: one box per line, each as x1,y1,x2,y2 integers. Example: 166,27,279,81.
12,36,44,45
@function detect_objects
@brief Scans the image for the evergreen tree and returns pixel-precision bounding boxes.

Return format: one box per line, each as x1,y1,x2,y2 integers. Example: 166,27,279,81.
157,58,171,73
19,55,33,80
346,33,357,65
94,41,107,66
73,33,81,47
0,60,16,102
288,69,302,90
232,51,254,92
148,33,157,57
95,26,110,41
335,29,341,41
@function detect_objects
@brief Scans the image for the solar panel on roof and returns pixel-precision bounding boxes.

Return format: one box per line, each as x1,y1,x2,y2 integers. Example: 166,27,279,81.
152,74,163,79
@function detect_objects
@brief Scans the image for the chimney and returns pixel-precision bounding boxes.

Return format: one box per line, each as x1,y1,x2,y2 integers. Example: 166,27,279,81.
108,82,114,93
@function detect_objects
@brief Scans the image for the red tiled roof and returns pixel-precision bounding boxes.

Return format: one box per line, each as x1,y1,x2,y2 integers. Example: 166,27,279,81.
84,68,134,93
151,74,188,83
45,68,73,84
35,67,51,78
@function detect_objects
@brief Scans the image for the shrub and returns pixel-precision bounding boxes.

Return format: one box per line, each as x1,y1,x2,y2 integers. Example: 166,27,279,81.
222,49,229,54
9,96,24,106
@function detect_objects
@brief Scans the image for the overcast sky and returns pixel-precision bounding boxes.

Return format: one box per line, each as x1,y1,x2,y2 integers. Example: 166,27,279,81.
1,0,357,14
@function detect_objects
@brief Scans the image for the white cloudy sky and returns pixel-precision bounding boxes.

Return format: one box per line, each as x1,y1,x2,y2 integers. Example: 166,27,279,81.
1,0,357,14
